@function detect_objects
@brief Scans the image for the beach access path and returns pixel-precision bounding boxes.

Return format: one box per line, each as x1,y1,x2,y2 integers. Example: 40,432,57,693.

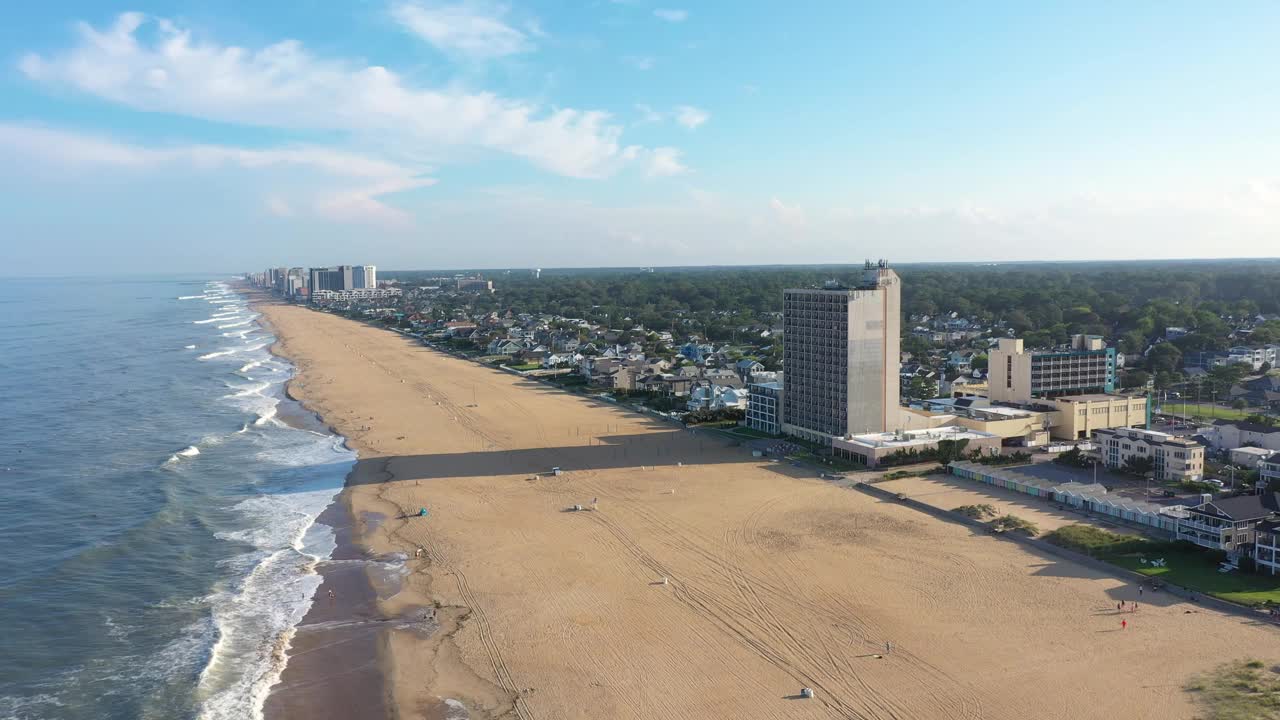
259,299,1279,720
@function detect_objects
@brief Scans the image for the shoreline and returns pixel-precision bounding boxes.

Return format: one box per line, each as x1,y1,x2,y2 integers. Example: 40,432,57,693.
252,292,395,720
252,290,496,720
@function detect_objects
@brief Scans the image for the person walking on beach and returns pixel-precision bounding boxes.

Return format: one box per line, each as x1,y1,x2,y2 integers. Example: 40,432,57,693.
1121,619,1127,630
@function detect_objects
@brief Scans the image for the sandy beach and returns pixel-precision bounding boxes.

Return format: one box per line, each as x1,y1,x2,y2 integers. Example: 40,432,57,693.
257,298,1279,720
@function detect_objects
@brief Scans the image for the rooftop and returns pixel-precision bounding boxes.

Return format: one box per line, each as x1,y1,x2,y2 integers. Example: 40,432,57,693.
1213,419,1280,435
1056,393,1136,403
1190,492,1280,521
837,425,998,449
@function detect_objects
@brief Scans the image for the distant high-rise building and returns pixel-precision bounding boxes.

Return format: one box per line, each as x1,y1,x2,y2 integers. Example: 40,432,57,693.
360,265,377,289
781,261,901,442
335,265,354,291
308,267,348,297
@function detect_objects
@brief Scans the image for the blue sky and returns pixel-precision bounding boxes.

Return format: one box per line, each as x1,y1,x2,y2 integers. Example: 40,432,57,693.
3,2,1279,274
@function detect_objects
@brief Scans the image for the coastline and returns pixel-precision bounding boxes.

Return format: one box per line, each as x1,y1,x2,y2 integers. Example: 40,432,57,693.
251,293,394,720
253,291,493,720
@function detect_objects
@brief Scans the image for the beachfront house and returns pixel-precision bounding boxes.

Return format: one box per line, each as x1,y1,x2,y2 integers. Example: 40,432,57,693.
1176,492,1280,556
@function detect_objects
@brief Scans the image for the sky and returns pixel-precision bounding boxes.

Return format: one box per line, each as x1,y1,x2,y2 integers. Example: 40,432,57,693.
3,1,1280,274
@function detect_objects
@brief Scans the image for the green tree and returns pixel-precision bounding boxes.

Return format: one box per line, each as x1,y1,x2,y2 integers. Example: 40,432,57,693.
1147,343,1182,374
1121,370,1151,389
1122,455,1155,477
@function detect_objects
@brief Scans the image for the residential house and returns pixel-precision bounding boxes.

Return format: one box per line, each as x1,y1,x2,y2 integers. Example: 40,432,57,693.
1205,421,1280,452
1254,519,1280,575
1262,452,1280,489
734,358,765,382
1176,492,1280,556
1229,446,1275,469
639,375,694,397
541,353,578,368
687,383,748,412
487,338,524,356
946,350,978,373
1229,375,1280,410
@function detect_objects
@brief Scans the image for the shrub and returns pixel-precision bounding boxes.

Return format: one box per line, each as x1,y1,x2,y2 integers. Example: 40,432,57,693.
1186,659,1280,720
952,504,998,520
990,514,1039,536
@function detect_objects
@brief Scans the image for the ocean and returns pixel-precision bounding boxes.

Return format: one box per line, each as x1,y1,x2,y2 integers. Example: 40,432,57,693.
0,277,355,720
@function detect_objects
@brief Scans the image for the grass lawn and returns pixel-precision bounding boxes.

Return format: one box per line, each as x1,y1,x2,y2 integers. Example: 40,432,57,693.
1107,550,1280,607
1167,402,1251,421
720,426,779,439
1045,524,1280,607
506,362,543,371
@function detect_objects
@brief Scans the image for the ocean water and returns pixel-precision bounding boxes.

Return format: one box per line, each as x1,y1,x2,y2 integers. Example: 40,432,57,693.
0,277,355,720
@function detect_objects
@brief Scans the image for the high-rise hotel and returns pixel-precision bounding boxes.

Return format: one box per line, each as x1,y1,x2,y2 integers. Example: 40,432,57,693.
781,261,902,442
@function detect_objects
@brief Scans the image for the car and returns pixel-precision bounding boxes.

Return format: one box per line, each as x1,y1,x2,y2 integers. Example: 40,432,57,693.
1205,478,1225,488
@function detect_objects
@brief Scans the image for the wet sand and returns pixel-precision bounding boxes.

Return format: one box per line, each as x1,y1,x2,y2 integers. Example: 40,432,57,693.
263,496,391,720
256,296,1280,720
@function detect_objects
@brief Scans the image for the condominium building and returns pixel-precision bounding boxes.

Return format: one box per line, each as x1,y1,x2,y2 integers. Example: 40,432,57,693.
311,287,401,302
352,265,377,289
781,261,901,442
746,382,783,435
1094,426,1204,482
988,335,1116,405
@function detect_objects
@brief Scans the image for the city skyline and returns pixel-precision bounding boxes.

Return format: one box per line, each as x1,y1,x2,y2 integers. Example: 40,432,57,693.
4,2,1280,274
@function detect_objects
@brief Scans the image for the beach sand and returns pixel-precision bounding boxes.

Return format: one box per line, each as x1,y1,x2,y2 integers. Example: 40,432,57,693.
258,299,1279,720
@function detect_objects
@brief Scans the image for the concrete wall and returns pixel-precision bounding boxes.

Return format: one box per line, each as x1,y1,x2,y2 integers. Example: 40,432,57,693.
988,338,1033,405
1050,396,1147,440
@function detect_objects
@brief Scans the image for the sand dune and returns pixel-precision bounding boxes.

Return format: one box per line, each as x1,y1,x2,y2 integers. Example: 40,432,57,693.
260,301,1278,720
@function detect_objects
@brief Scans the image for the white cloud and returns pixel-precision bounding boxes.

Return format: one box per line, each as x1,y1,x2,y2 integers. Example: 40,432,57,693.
20,13,662,180
265,196,295,217
674,105,709,130
633,103,708,130
653,9,688,22
391,1,533,58
0,123,433,227
769,196,806,226
646,147,687,177
623,55,655,70
634,103,664,125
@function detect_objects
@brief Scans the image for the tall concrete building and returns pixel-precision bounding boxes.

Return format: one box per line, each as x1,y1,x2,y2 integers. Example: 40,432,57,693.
352,265,377,289
988,334,1116,405
781,261,901,442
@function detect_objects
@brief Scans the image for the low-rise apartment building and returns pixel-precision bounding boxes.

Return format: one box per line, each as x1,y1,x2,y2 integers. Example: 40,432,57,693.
1093,427,1204,482
746,382,783,435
